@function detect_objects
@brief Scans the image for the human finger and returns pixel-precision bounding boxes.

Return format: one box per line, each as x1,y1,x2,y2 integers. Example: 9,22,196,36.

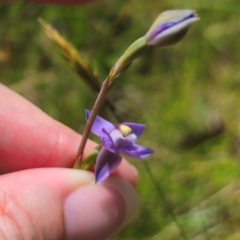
0,168,139,240
0,83,95,172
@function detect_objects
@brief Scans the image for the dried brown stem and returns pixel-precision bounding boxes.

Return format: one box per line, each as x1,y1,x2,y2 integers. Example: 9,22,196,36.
75,79,110,167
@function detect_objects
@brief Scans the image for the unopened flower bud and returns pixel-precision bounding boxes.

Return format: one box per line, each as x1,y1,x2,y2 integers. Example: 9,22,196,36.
145,10,199,47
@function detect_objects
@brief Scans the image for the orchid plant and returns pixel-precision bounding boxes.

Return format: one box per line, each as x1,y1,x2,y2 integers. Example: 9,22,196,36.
40,9,199,239
41,9,199,183
71,9,199,183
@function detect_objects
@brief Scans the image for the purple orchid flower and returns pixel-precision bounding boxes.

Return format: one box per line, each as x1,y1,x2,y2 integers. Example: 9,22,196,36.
85,110,154,183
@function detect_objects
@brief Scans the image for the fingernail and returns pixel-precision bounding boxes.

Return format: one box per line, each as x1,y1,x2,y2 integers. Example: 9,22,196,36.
102,177,139,225
64,178,138,240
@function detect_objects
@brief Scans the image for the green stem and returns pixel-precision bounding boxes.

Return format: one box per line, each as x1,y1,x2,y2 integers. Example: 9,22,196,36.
80,148,99,170
143,161,188,240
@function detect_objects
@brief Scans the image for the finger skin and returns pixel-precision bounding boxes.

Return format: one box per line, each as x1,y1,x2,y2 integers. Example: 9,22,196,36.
0,168,138,240
0,169,94,239
0,83,95,172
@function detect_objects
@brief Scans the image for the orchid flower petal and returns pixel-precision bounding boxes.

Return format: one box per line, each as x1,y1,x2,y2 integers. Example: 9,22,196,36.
95,147,122,183
101,128,116,153
85,110,115,137
121,123,145,139
117,139,154,159
122,145,154,158
84,110,154,183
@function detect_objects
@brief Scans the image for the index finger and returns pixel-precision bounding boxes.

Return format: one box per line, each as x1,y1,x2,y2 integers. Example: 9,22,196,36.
0,84,137,185
0,83,96,172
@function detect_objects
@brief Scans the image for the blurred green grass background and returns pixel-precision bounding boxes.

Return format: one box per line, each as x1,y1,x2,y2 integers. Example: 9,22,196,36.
1,0,240,239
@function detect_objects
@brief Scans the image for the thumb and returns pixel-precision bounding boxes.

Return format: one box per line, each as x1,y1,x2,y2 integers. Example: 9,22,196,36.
0,168,139,240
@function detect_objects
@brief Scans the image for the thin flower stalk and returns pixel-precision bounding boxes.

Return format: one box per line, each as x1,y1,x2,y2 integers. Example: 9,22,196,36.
75,9,199,167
